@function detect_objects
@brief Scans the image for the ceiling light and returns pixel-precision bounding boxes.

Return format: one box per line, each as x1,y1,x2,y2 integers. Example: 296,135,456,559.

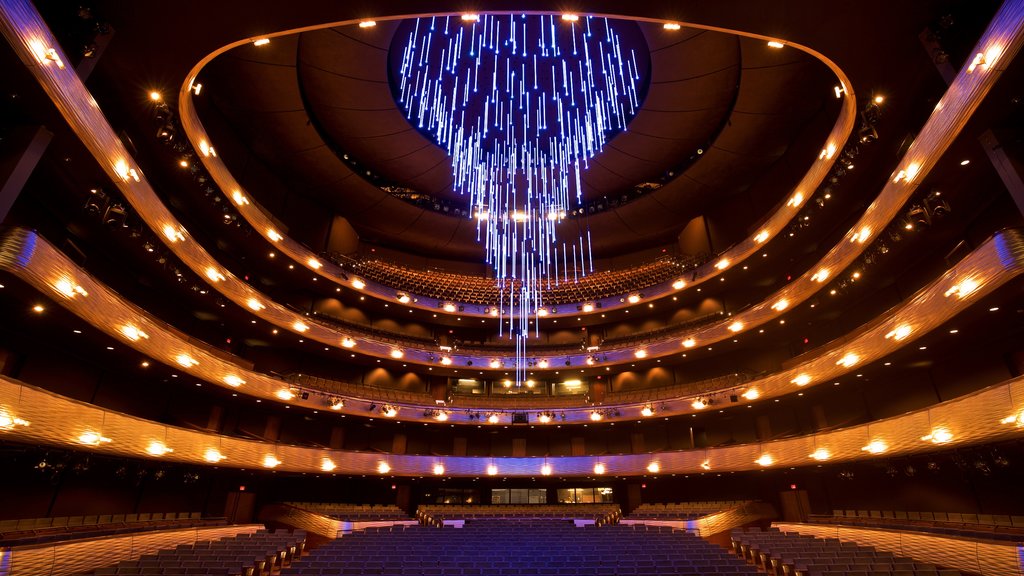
728,321,743,332
359,20,377,28
791,374,811,386
0,414,29,429
461,14,480,22
862,440,887,454
682,338,696,348
561,13,579,22
162,224,185,243
252,38,270,46
175,354,199,368
321,459,337,472
663,22,682,31
640,405,655,417
224,375,245,387
960,159,970,166
594,463,606,474
1001,411,1024,427
263,455,281,468
634,349,647,359
119,325,149,341
541,463,552,475
810,448,831,461
276,389,296,401
885,325,912,341
146,441,172,456
204,448,225,463
741,389,760,401
767,40,785,48
646,462,660,473
944,278,980,299
851,226,872,243
487,464,498,475
148,91,162,101
836,353,860,368
78,432,111,445
53,278,87,298
922,428,953,444
755,454,774,467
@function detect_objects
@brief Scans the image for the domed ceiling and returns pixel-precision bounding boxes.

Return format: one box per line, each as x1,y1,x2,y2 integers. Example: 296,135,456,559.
200,15,835,261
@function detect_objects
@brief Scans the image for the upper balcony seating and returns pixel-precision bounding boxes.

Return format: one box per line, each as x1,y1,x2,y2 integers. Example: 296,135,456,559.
283,503,410,521
89,528,306,576
808,509,1024,542
730,526,962,576
347,255,692,306
280,519,758,576
628,500,750,520
0,512,226,547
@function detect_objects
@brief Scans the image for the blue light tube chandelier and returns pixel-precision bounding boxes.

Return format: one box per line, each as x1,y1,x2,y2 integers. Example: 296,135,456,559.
394,14,643,383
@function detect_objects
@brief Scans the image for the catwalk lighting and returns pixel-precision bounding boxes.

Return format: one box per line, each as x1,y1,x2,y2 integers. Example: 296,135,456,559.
393,14,646,383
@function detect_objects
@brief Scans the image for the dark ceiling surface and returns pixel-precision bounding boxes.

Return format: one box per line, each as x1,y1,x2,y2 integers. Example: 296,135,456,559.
200,18,834,260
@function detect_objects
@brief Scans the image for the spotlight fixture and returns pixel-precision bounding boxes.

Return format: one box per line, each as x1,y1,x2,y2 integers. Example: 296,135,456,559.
175,354,199,368
627,294,641,304
691,398,707,410
701,460,712,471
78,432,111,445
885,325,912,341
836,353,860,368
810,448,831,461
381,405,398,417
921,428,953,444
377,461,391,474
487,413,500,424
263,455,281,468
672,279,686,290
119,324,149,341
146,441,173,456
537,412,553,424
1000,411,1024,427
358,20,377,28
341,337,356,348
540,463,552,475
771,299,789,311
433,463,445,475
634,349,647,359
663,22,681,30
329,398,345,411
646,462,660,474
252,38,270,46
204,448,225,463
791,374,811,387
276,389,296,401
224,375,245,387
590,411,604,421
741,389,760,401
728,321,743,332
487,464,498,476
0,413,29,429
292,321,309,333
767,40,785,48
755,454,774,467
594,463,606,474
640,405,655,417
682,338,696,348
390,349,404,359
861,440,887,454
321,459,337,472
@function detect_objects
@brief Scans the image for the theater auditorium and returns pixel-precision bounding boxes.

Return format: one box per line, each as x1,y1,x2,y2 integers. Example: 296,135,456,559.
1,1,1023,575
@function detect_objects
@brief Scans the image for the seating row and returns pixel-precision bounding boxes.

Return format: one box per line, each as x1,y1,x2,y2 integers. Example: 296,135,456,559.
628,501,748,519
811,510,1024,541
0,512,224,546
283,503,410,521
91,528,306,576
730,526,961,576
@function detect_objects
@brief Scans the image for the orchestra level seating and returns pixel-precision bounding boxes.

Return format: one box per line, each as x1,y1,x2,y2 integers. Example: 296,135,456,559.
0,512,225,547
282,519,759,576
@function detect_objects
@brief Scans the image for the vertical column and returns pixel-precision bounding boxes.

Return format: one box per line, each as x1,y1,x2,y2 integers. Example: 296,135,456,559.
979,129,1024,218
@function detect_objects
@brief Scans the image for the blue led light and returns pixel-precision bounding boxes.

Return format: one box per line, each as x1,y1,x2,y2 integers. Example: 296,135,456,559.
394,14,645,382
